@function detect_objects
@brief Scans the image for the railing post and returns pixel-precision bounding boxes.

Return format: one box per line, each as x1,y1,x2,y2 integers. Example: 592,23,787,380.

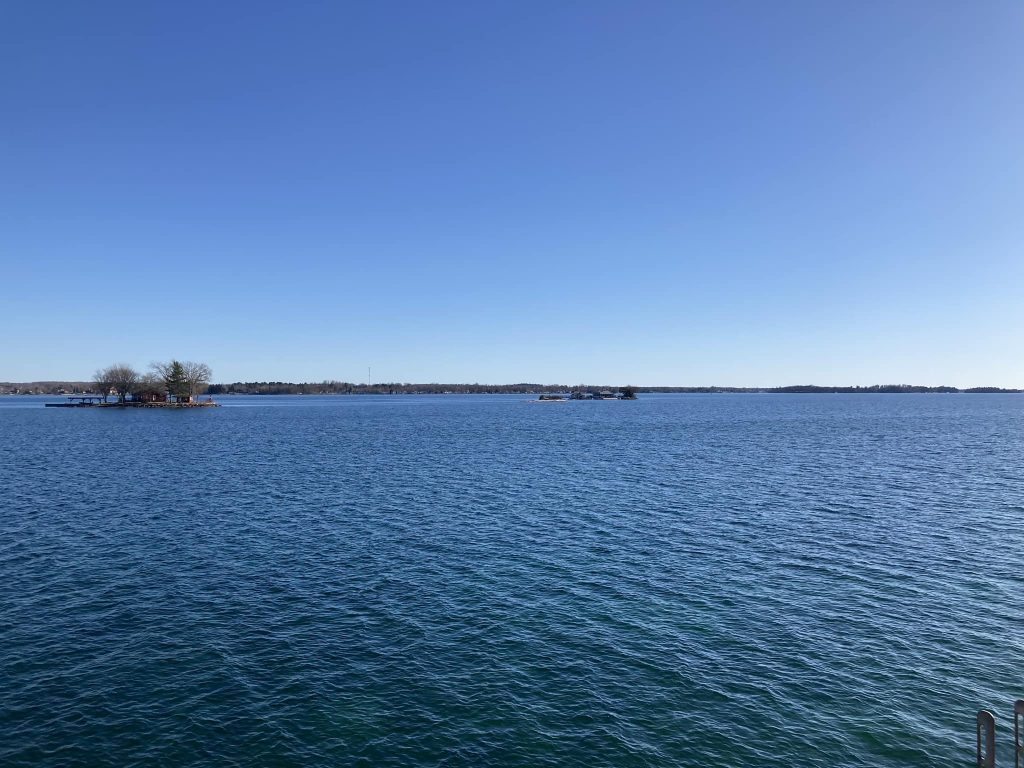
1014,700,1024,768
979,710,996,768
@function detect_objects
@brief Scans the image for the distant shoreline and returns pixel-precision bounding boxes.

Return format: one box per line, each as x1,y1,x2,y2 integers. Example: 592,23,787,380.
3,382,1020,396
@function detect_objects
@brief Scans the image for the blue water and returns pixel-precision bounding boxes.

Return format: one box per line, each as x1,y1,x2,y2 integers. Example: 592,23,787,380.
1,394,1022,767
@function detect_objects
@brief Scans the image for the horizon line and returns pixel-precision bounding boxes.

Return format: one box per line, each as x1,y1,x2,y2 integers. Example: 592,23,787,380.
2,380,1021,394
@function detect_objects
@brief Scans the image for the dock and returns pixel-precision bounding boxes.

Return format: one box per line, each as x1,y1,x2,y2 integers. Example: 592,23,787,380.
45,396,108,408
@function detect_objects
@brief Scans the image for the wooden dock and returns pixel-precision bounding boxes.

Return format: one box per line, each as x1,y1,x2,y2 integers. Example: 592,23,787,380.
45,396,107,408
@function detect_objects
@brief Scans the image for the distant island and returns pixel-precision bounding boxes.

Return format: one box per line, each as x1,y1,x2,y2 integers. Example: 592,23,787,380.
3,380,1020,396
19,360,219,407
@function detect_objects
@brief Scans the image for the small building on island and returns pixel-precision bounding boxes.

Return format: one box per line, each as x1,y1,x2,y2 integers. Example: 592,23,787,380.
130,386,197,404
133,384,167,403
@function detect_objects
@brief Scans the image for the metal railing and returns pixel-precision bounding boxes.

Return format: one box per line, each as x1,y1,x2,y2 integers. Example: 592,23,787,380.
976,701,1024,768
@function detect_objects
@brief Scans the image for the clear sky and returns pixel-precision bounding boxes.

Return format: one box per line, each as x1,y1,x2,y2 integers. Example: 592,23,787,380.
2,2,1022,386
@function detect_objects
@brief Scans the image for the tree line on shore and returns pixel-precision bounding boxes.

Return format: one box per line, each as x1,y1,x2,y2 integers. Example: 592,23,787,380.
93,360,212,403
205,381,645,395
204,382,1021,395
2,379,1020,396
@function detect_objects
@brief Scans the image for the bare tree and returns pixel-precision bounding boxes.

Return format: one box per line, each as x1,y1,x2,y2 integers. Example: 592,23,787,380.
95,363,139,403
182,361,212,398
150,361,171,383
93,368,113,402
151,359,212,401
149,362,169,382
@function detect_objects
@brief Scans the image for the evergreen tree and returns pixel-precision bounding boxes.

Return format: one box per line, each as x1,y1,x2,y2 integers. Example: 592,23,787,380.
162,360,189,401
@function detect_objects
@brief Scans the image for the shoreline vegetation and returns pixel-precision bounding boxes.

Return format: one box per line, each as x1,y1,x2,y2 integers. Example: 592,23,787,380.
74,360,217,405
3,381,1020,396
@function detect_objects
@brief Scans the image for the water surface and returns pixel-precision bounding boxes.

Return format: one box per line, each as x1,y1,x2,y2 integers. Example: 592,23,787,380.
1,394,1022,766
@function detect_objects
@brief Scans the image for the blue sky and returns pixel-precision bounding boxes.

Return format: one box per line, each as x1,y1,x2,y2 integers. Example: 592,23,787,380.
2,2,1022,386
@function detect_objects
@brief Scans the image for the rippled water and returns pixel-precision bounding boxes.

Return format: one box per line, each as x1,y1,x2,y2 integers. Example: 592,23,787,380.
1,394,1022,767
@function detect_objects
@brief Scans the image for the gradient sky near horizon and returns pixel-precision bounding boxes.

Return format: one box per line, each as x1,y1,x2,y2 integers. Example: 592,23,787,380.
2,2,1022,386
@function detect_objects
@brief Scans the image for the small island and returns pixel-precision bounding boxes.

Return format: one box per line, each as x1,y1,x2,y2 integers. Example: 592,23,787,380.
570,386,638,400
537,386,638,401
45,360,219,408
